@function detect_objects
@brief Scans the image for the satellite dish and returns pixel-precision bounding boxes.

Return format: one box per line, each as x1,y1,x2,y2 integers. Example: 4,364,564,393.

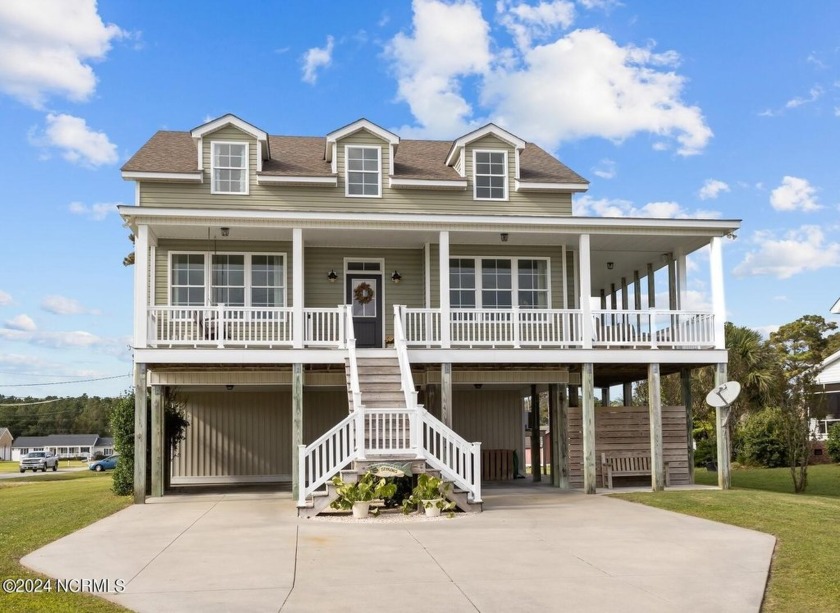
705,381,741,408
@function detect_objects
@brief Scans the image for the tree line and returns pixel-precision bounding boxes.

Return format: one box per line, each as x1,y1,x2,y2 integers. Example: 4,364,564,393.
0,394,121,437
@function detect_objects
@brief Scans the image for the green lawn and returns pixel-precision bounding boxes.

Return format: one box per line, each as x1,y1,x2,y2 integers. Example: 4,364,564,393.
0,471,131,612
614,463,840,612
0,460,90,473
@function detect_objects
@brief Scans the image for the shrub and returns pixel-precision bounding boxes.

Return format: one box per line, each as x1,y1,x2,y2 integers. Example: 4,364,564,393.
827,423,840,463
110,393,135,496
694,437,717,467
737,407,788,468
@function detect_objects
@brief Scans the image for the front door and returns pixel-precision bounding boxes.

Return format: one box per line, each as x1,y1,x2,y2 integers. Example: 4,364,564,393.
347,274,383,348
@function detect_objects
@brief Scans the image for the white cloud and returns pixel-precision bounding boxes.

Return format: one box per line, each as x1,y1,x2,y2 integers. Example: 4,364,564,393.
4,314,36,332
0,290,11,306
387,0,492,137
301,35,335,84
769,176,821,212
41,295,98,315
0,328,105,348
497,1,575,50
785,85,822,109
31,113,118,166
577,0,620,9
388,3,711,154
68,201,122,220
592,158,616,179
574,195,721,219
0,0,124,107
698,179,730,200
733,225,840,279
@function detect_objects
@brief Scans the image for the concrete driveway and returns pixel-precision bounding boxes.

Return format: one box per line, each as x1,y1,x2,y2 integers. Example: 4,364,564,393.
22,484,774,612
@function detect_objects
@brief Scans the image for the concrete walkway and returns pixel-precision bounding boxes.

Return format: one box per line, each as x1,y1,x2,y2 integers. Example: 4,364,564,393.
22,485,774,612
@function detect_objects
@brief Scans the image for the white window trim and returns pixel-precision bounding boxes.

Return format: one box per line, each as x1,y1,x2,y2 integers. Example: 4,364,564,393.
210,141,250,195
449,256,551,309
344,145,382,198
472,149,509,201
168,251,287,311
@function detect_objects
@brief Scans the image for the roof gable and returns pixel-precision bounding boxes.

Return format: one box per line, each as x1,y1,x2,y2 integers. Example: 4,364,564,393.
325,119,399,163
191,114,267,142
446,123,526,167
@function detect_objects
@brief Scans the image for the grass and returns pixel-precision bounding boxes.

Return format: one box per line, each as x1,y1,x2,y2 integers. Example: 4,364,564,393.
0,460,90,473
614,463,840,612
0,471,132,612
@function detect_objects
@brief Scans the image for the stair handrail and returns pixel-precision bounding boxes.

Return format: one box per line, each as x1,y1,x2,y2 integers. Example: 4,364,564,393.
345,305,363,412
393,305,419,410
297,411,358,506
418,412,483,503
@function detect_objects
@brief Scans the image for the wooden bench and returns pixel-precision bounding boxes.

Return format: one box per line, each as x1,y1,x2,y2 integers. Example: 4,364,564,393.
601,452,670,489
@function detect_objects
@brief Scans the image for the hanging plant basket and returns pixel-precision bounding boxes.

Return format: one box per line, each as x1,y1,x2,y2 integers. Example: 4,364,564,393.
354,282,375,305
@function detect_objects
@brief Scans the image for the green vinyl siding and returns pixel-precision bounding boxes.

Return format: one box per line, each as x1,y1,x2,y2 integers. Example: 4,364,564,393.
304,246,425,338
138,127,574,217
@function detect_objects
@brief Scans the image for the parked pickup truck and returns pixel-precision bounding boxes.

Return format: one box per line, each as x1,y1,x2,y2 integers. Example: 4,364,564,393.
19,451,59,473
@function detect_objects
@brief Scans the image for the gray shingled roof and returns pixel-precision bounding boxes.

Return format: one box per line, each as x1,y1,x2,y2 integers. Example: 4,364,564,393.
122,128,589,185
13,434,104,448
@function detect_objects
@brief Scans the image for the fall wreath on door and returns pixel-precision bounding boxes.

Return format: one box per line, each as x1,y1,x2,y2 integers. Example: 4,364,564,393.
354,282,375,305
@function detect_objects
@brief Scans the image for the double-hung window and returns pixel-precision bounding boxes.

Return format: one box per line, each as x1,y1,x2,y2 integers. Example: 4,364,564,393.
212,142,248,194
171,254,206,306
474,150,507,200
449,257,549,308
346,146,381,197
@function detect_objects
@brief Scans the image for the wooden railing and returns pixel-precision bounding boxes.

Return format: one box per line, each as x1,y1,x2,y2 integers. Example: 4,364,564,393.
591,309,716,348
147,305,293,347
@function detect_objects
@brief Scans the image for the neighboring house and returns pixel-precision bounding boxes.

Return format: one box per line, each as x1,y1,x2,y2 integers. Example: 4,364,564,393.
0,428,12,461
11,434,114,461
120,114,739,507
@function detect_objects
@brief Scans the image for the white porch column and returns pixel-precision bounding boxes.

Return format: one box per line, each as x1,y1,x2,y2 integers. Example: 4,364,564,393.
291,363,304,500
150,385,164,498
439,231,450,348
581,363,596,494
292,229,304,349
134,225,150,349
647,263,656,308
648,363,665,491
677,249,688,310
579,234,593,349
715,362,732,489
133,363,147,504
709,237,726,350
441,363,452,428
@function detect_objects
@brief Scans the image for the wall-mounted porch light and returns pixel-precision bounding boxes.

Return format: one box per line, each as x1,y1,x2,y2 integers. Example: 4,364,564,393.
225,385,234,391
327,269,338,283
391,270,402,284
500,233,509,242
220,227,230,237
607,262,614,270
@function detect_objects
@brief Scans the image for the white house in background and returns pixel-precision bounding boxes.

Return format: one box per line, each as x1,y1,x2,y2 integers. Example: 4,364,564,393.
11,434,114,461
0,428,12,461
120,114,740,512
814,297,840,440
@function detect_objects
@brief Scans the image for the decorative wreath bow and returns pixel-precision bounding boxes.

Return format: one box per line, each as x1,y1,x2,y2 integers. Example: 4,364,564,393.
354,282,375,305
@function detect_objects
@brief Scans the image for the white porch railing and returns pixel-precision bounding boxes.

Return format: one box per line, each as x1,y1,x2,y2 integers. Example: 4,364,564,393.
297,411,357,506
304,307,346,347
402,307,585,348
147,305,294,347
592,309,716,348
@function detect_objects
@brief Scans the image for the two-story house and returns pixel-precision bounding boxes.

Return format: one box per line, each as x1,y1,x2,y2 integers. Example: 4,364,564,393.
120,114,739,511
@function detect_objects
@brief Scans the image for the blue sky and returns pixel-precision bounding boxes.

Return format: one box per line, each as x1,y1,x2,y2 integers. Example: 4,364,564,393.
1,0,839,398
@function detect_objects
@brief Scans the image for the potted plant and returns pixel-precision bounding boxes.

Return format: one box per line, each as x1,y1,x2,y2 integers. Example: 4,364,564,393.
401,474,456,517
329,471,397,518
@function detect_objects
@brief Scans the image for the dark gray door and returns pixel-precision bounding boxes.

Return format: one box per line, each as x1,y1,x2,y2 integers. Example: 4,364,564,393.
347,274,382,348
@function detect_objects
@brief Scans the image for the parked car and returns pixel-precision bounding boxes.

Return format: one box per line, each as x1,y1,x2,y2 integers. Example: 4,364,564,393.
19,451,59,473
88,454,119,472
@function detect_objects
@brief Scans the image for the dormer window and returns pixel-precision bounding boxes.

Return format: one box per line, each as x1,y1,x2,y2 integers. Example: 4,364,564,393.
346,146,380,197
474,150,507,200
212,142,248,194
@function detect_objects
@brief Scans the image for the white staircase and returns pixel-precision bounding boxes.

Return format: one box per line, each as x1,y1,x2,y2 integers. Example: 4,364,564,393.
297,306,483,517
